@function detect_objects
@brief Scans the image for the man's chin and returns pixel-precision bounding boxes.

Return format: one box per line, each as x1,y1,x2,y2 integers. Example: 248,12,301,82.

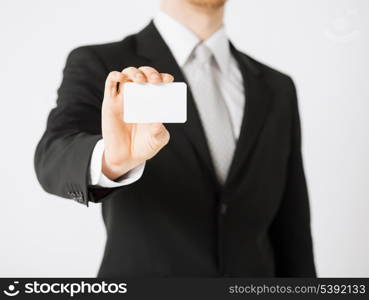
187,0,227,9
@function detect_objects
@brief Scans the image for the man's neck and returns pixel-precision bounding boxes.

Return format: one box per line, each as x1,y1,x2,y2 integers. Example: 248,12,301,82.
160,1,224,41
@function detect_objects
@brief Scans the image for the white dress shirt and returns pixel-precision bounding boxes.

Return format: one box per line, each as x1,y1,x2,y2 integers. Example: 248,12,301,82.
89,11,244,187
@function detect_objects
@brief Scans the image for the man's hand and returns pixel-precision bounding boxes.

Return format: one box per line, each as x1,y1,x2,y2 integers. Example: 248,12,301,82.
101,66,174,180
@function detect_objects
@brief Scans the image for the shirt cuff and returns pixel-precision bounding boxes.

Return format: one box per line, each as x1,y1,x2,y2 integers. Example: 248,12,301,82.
89,139,145,188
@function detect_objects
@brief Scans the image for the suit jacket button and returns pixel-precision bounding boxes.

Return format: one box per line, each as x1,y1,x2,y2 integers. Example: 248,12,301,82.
75,195,83,203
220,203,227,215
68,192,76,199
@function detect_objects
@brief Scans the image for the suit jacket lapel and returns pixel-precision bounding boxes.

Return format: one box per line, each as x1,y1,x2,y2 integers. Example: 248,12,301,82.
135,22,273,189
225,45,273,187
135,22,218,184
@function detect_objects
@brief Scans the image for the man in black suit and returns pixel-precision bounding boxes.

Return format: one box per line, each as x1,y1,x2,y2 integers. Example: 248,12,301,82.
35,0,316,277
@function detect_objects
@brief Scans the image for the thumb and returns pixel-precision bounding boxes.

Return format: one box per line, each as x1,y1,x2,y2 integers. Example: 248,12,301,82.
150,123,170,149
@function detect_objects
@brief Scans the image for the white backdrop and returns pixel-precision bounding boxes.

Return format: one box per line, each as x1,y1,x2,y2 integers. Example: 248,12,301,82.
0,0,368,277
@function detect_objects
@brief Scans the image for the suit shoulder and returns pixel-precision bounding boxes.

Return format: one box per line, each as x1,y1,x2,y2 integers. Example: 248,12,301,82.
66,34,138,69
238,51,295,92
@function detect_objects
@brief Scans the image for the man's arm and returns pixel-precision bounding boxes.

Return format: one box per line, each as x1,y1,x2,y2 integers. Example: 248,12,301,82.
34,47,107,205
269,78,316,277
35,47,173,205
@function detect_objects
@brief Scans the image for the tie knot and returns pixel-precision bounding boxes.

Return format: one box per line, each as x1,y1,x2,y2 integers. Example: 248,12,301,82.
192,43,213,65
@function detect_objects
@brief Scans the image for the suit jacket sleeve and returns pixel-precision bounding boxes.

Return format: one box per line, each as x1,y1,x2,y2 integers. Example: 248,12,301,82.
269,78,317,277
34,47,112,205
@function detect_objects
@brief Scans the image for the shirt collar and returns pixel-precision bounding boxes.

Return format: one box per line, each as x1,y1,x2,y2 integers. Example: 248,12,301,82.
153,11,231,74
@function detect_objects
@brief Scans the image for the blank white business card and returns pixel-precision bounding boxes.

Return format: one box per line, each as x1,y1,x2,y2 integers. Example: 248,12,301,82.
123,82,187,123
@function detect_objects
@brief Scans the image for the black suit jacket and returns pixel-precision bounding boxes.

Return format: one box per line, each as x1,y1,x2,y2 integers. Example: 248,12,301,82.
35,22,316,277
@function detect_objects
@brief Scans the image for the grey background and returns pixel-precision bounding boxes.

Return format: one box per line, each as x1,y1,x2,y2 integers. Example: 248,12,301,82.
0,0,368,277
